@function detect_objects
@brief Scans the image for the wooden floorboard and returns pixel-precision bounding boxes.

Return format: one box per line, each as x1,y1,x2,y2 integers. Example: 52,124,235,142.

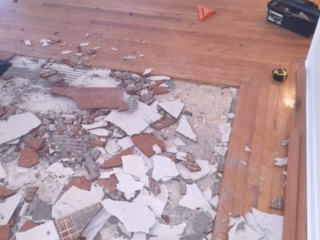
0,0,313,238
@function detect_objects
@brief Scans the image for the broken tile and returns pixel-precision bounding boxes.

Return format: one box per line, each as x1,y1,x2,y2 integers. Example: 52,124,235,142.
50,87,123,110
210,195,219,208
176,115,197,142
91,147,101,161
182,160,202,172
100,147,133,169
101,199,156,233
151,118,177,130
132,134,165,157
0,113,41,145
152,144,162,154
143,68,153,75
153,86,169,95
152,155,179,181
24,138,44,150
0,225,10,240
179,184,215,218
0,193,23,225
15,221,60,240
97,174,116,193
65,177,92,191
85,155,100,180
0,163,7,179
70,125,81,136
116,174,144,200
105,102,162,136
179,182,187,195
148,177,161,195
89,128,110,136
105,139,121,155
25,186,39,203
0,188,15,199
158,100,185,119
52,186,104,219
80,208,111,239
219,123,231,143
176,160,211,181
245,145,251,152
149,222,187,237
193,211,212,235
162,151,178,163
54,203,102,240
133,193,166,218
122,155,146,178
89,139,106,148
269,197,284,210
24,198,52,221
46,162,75,177
17,147,39,168
274,157,288,166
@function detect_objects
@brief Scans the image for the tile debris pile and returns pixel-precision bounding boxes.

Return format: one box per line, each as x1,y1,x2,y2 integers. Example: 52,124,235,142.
0,55,238,240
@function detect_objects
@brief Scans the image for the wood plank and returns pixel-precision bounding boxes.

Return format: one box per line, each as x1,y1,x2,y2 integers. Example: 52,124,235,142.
295,63,307,240
283,127,300,240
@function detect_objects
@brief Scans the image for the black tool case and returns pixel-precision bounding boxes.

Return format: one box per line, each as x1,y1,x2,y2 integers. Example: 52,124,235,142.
267,0,320,37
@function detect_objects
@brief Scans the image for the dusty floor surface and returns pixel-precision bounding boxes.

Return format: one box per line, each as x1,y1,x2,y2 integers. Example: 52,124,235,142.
0,55,238,240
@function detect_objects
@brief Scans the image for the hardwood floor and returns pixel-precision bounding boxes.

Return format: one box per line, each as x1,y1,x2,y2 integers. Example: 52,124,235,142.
0,0,314,239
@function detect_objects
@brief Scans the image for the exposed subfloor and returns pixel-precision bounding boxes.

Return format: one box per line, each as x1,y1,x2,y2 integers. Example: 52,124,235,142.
0,55,237,240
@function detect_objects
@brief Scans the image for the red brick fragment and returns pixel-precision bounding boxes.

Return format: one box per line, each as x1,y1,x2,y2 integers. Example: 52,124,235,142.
17,147,39,168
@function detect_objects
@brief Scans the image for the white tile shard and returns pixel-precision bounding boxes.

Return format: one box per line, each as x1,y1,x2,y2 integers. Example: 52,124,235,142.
147,76,171,81
219,123,231,143
0,193,23,225
98,169,118,179
176,115,197,142
81,209,111,240
52,186,104,218
61,50,72,54
101,199,156,233
15,221,60,240
210,195,219,208
24,40,31,46
133,193,166,218
46,162,75,178
105,102,162,136
105,139,121,155
80,42,90,47
0,112,41,145
0,163,6,179
89,128,110,136
122,155,146,178
40,39,51,47
176,160,211,181
117,136,134,149
158,100,185,119
143,68,154,75
274,157,288,166
178,184,216,218
152,144,162,154
82,121,108,130
152,155,179,181
115,170,144,200
149,222,187,236
245,145,251,152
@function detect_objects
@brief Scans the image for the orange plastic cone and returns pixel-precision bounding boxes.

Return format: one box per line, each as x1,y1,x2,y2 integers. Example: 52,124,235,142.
198,5,216,21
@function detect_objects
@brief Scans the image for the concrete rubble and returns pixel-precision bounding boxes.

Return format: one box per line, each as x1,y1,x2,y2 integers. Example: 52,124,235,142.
0,55,238,240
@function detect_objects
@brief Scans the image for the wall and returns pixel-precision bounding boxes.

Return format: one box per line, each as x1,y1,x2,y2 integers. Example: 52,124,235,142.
306,21,320,240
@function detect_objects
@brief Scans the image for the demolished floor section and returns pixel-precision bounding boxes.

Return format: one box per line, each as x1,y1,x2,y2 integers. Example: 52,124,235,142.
0,56,238,240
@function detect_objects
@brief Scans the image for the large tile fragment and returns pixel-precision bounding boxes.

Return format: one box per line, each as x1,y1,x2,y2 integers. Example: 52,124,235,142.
0,113,41,145
17,147,39,168
54,203,102,240
101,199,156,233
100,147,133,169
0,193,23,225
176,115,197,142
15,221,60,240
97,174,116,193
65,177,92,191
105,102,162,136
50,87,123,110
158,100,185,119
152,155,179,181
24,138,44,150
131,134,165,157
